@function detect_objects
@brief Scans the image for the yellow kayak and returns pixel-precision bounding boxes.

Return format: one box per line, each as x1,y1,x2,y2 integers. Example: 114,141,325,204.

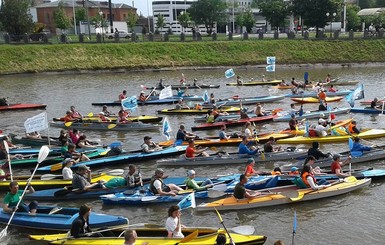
53,115,162,123
276,129,385,144
291,97,343,104
29,226,267,245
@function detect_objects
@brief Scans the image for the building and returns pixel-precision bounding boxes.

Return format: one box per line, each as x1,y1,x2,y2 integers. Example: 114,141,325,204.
34,0,136,34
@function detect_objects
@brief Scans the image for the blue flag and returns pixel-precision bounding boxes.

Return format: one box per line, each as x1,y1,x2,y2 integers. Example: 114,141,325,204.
121,96,137,112
225,68,235,78
162,117,172,140
345,84,364,108
177,192,196,210
304,121,309,137
203,90,209,103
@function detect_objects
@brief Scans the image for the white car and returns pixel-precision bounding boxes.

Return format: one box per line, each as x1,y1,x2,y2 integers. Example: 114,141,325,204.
106,30,131,39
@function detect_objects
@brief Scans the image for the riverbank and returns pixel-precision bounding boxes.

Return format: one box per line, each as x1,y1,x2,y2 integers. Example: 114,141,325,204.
1,39,385,75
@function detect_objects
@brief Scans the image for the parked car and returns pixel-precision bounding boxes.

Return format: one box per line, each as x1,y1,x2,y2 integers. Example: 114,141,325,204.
105,30,131,39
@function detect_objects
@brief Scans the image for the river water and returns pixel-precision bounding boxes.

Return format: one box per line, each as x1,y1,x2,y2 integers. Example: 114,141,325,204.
1,66,385,244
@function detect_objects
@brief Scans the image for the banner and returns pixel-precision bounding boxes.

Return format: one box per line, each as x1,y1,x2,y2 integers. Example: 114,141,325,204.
162,117,172,140
24,112,48,133
266,65,275,72
225,68,235,78
266,56,276,65
159,86,173,100
177,192,196,210
121,96,138,111
345,84,364,107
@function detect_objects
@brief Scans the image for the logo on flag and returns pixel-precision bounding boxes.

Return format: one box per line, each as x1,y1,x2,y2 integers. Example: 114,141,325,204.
159,86,173,100
203,90,209,103
345,84,364,107
24,112,48,133
266,56,276,65
225,68,235,78
162,117,172,140
266,65,275,72
121,96,138,111
177,192,196,210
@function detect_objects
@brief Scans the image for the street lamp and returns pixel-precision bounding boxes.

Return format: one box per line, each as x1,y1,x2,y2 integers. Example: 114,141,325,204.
99,11,104,42
326,12,336,38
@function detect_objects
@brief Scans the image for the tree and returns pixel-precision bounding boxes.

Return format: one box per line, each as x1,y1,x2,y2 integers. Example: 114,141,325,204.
291,0,342,33
346,4,361,31
189,0,228,35
177,12,192,32
236,8,255,33
0,0,34,35
126,11,138,32
75,7,87,25
358,0,376,8
257,0,291,31
53,3,72,32
156,14,166,33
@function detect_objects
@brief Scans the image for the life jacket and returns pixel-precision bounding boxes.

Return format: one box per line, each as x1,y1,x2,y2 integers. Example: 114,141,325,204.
271,171,282,176
308,129,318,137
207,114,215,123
301,172,316,187
348,123,356,134
149,176,167,194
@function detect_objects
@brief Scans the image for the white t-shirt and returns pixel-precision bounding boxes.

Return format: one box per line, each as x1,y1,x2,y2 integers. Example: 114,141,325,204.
165,216,184,238
62,167,73,180
153,179,162,191
244,128,252,138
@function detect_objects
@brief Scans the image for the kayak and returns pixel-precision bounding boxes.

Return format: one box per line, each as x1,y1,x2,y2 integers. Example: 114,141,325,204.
284,90,352,98
91,98,179,106
273,107,351,122
226,80,282,86
49,121,159,131
37,146,187,173
193,109,282,122
0,103,47,111
225,175,279,192
0,205,128,231
0,172,119,191
276,129,385,144
196,178,371,211
158,133,293,147
215,95,286,107
360,100,385,105
53,115,163,123
157,147,307,166
350,107,385,114
145,84,221,90
9,134,62,147
157,106,241,115
191,115,277,131
29,226,267,245
272,81,358,89
24,176,200,201
291,97,343,104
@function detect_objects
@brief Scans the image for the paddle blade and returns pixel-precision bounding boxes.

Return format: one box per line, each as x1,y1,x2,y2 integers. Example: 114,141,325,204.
64,122,73,127
0,227,7,240
344,176,357,183
290,192,305,201
41,174,61,180
230,225,255,235
211,184,227,192
141,196,158,202
107,169,125,176
208,190,227,198
50,163,63,172
178,230,198,244
108,124,117,129
87,112,93,117
38,146,50,163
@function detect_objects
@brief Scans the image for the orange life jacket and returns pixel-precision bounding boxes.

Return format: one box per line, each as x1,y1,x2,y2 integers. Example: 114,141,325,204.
348,123,355,134
301,172,316,187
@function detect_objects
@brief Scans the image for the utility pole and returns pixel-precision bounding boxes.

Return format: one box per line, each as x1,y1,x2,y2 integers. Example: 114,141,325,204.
108,0,113,33
86,0,91,40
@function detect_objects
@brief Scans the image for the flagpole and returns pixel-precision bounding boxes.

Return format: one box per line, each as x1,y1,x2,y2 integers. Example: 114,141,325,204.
292,209,297,245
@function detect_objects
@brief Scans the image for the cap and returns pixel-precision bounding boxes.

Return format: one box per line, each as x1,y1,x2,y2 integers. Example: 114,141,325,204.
247,158,255,164
319,118,325,124
144,136,152,141
291,167,299,172
187,170,196,176
140,91,145,94
77,164,90,171
63,158,75,165
155,168,164,175
99,112,104,115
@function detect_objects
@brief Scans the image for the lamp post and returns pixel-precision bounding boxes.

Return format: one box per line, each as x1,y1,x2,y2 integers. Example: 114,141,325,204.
232,0,235,33
99,11,104,42
73,0,77,35
326,12,336,38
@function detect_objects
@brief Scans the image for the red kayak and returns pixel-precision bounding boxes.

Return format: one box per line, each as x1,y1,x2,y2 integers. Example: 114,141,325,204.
191,115,277,131
0,104,47,111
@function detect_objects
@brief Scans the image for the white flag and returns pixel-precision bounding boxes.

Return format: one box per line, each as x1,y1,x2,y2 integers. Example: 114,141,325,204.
162,117,172,140
266,64,275,72
24,112,48,133
266,56,276,65
225,68,235,78
177,192,196,210
159,86,173,100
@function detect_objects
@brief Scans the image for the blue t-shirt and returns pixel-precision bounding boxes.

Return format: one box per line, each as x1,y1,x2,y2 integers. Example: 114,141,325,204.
176,130,186,141
238,143,258,155
219,131,227,140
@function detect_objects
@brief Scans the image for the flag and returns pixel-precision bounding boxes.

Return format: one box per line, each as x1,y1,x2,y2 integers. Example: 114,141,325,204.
266,56,276,65
225,68,235,78
304,121,309,137
24,112,48,133
159,86,173,100
162,117,172,140
121,96,137,112
293,210,297,234
177,192,196,210
203,90,209,103
345,84,364,107
266,65,275,72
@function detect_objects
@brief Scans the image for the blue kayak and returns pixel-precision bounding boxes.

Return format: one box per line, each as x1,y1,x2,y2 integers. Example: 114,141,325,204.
284,90,352,98
273,107,351,122
92,98,180,106
37,146,187,173
350,107,385,114
0,205,128,231
225,175,279,192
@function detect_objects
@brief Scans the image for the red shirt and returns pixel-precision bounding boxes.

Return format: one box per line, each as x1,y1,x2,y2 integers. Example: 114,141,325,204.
245,165,256,175
185,146,195,158
331,161,341,174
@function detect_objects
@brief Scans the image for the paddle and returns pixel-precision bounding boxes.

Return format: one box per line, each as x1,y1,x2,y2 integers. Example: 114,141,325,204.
145,87,157,102
174,229,199,245
64,122,73,127
0,145,49,240
87,112,93,117
230,225,255,235
41,169,125,180
3,140,12,181
107,124,117,129
214,207,236,245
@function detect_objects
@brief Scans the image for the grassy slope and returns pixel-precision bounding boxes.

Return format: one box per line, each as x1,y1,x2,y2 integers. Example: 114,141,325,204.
1,40,385,74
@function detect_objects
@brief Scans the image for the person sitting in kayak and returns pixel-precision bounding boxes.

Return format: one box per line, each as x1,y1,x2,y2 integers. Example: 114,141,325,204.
176,124,196,142
238,136,258,155
289,167,299,175
318,89,326,104
62,158,75,180
243,122,254,138
76,135,97,149
219,125,230,140
184,169,213,191
185,139,209,158
302,156,326,176
261,74,266,82
264,137,281,153
117,109,130,124
0,97,8,106
25,131,42,140
271,167,282,175
98,112,111,122
288,114,299,130
315,118,329,136
236,75,243,85
240,107,249,119
307,142,330,160
150,169,182,196
72,165,106,190
166,205,185,238
330,154,352,178
64,143,90,162
254,103,265,117
325,73,332,83
370,97,379,108
63,111,77,123
347,120,360,134
279,79,289,86
141,136,161,153
125,164,142,188
158,79,165,89
301,165,330,190
351,137,372,153
119,90,127,102
175,99,190,110
233,174,259,199
70,106,83,121
102,105,114,116
318,101,327,111
3,181,38,214
69,129,81,145
328,84,337,92
209,93,216,104
244,158,260,176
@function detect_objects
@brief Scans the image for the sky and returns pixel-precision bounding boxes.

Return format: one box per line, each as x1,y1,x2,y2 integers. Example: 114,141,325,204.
117,0,153,17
